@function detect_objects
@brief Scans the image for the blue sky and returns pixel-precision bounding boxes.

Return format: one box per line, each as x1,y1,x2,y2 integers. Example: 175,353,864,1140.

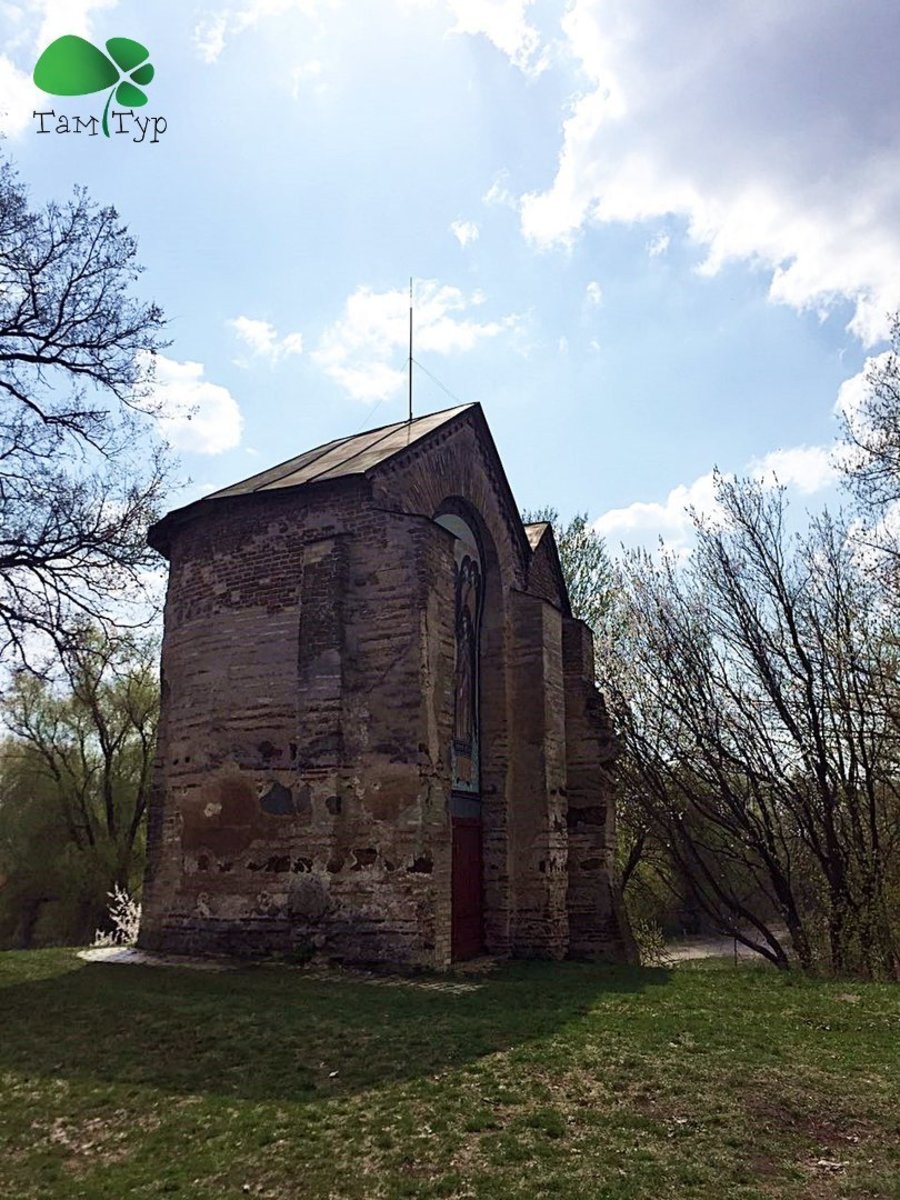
2,0,898,552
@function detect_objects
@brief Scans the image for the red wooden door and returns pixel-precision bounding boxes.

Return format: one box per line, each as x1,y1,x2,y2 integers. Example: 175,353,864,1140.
451,815,484,960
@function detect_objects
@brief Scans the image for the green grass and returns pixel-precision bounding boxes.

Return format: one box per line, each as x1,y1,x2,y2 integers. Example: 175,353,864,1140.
0,951,897,1199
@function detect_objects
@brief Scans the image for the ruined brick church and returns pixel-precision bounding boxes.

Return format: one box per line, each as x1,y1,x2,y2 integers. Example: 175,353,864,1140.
139,403,634,967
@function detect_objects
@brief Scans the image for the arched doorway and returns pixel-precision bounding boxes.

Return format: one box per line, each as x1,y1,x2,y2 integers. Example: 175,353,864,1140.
435,512,484,960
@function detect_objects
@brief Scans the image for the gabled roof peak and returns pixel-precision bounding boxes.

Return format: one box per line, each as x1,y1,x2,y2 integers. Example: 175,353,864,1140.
208,404,475,500
523,520,551,551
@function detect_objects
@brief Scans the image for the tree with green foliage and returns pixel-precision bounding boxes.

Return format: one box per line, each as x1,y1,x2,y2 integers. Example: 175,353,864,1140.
0,632,157,948
521,508,616,636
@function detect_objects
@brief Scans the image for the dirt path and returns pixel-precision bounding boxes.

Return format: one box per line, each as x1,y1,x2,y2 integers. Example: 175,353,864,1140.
663,933,774,964
82,939,776,971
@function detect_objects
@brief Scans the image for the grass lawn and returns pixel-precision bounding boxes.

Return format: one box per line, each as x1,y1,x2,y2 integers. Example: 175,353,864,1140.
0,950,897,1199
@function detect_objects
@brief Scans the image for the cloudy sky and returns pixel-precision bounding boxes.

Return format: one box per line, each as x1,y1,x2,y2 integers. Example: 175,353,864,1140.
2,0,898,550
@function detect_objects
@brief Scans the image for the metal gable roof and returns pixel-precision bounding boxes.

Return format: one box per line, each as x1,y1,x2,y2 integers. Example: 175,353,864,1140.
205,404,474,499
147,401,540,575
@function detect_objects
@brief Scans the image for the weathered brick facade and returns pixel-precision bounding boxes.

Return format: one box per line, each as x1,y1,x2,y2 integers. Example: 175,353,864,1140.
139,404,636,968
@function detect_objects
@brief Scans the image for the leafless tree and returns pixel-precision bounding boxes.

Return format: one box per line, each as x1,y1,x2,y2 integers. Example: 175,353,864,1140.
0,153,169,664
605,476,900,978
839,314,900,520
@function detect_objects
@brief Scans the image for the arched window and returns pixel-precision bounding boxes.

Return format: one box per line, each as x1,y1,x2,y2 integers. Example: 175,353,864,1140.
435,513,483,796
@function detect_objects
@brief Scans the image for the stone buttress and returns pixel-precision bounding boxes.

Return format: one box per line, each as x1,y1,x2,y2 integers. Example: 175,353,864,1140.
139,403,636,968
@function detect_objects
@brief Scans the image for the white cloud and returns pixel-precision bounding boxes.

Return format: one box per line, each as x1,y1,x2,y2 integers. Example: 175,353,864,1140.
194,13,227,63
228,315,304,364
151,355,244,455
31,0,119,48
450,219,480,247
519,0,900,344
647,232,669,258
313,280,519,401
749,445,839,494
483,170,519,210
594,470,725,553
832,351,895,478
194,0,323,63
290,58,324,98
597,442,840,551
834,352,891,430
585,280,602,306
187,481,222,500
448,0,549,77
0,0,120,136
0,55,39,136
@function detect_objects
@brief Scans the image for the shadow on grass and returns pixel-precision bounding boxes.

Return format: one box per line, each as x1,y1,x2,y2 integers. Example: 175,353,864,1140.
0,951,669,1104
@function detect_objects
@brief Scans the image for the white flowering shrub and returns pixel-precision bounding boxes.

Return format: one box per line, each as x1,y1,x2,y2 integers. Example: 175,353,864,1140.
91,884,142,947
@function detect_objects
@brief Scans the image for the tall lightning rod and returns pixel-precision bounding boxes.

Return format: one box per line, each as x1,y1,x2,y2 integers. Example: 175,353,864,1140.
408,277,413,424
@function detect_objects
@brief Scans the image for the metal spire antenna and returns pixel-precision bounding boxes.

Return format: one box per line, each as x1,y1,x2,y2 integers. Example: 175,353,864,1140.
408,277,414,423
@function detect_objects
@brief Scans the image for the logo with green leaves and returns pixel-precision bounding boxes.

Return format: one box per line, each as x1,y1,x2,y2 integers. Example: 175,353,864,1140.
33,35,155,138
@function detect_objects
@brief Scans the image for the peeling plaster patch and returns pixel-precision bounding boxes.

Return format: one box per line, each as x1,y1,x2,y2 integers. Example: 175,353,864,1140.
289,877,329,921
253,891,282,916
248,856,290,872
141,413,634,967
259,781,295,815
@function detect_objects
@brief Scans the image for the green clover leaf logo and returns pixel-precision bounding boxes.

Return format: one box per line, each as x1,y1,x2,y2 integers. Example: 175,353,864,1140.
33,36,155,137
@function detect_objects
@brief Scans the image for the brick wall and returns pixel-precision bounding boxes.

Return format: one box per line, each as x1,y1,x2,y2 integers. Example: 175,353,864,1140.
562,618,637,962
140,410,635,968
